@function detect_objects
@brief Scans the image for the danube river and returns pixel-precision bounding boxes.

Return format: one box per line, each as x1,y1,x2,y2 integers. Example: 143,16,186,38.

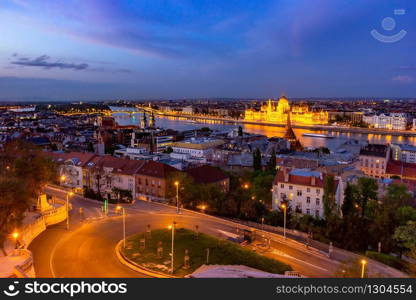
113,113,416,150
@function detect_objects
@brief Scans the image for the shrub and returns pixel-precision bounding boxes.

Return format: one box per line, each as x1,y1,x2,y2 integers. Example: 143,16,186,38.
365,251,405,271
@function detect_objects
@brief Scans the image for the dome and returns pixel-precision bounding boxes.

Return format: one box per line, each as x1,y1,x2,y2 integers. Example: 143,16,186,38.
278,96,289,105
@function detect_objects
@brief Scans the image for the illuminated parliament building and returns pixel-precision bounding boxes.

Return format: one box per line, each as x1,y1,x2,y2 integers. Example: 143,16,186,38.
244,96,328,125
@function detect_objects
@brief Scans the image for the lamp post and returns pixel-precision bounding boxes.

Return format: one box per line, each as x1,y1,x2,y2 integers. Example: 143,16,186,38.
60,175,66,186
360,259,367,278
12,231,19,249
281,203,287,239
66,192,74,230
168,222,176,274
116,206,126,248
174,181,179,214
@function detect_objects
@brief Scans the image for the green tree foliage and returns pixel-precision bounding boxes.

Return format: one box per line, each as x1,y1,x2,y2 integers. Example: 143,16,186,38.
394,221,416,259
267,148,277,172
164,146,173,154
341,182,357,217
252,148,262,171
238,126,243,137
0,140,57,254
355,177,378,216
323,175,337,220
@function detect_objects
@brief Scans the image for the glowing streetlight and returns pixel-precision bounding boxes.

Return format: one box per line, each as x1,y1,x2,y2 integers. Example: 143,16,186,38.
116,205,126,248
281,203,287,239
11,231,19,249
60,175,66,183
360,259,367,278
66,191,74,230
243,183,249,189
174,181,180,214
168,222,176,274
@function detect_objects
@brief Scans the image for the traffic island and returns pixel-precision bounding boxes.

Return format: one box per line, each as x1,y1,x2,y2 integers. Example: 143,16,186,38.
116,228,292,277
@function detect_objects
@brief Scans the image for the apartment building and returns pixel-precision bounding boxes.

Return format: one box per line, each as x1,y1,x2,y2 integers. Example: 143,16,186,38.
358,144,390,178
272,168,342,219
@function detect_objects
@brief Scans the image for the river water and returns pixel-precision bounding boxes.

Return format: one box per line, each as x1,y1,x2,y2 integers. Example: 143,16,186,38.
113,113,416,150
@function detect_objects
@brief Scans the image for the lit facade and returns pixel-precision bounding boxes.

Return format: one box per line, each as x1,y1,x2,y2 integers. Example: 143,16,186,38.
363,113,408,130
244,96,328,125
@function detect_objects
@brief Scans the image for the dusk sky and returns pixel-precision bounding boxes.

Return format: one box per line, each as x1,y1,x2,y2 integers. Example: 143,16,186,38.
0,0,415,101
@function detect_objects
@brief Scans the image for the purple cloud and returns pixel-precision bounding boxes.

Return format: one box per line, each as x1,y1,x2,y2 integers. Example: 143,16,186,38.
11,55,88,70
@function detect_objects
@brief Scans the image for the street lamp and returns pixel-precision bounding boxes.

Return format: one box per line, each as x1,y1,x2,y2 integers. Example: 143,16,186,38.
168,222,176,274
66,191,74,230
60,175,66,185
116,205,126,248
242,183,249,189
11,231,19,249
174,181,180,214
281,203,287,239
360,259,367,278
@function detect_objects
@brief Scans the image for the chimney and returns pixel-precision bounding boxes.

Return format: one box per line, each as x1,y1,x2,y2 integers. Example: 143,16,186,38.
283,168,289,182
311,176,316,186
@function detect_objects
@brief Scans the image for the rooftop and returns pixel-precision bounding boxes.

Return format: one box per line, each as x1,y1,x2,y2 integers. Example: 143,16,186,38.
359,144,388,157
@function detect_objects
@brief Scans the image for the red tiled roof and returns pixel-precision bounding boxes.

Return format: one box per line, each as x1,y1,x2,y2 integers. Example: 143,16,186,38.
136,160,177,178
186,165,229,184
274,169,336,188
386,160,416,178
44,151,96,167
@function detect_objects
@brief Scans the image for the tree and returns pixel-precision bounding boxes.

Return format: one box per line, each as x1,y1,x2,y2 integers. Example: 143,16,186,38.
384,183,412,207
341,182,357,217
164,146,173,154
267,148,277,172
356,177,378,217
238,126,243,137
393,221,416,259
0,140,57,255
252,148,262,171
323,175,337,220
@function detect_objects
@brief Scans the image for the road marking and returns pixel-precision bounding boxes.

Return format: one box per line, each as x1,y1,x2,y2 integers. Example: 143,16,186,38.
270,249,330,272
217,229,239,239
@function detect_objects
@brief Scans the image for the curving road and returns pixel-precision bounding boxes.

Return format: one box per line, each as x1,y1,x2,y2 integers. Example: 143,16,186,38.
28,186,406,278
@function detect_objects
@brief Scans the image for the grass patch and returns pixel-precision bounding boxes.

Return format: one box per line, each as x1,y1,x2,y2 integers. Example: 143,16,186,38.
121,228,292,277
365,251,407,271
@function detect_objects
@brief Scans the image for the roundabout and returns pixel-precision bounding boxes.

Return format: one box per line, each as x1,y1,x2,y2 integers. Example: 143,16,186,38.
116,228,291,278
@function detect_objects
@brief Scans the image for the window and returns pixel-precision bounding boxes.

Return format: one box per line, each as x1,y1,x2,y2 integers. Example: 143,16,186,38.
280,193,285,199
289,185,293,190
306,209,310,215
316,189,320,194
315,210,320,218
306,197,310,204
316,198,320,205
306,188,310,193
297,190,302,196
280,184,284,189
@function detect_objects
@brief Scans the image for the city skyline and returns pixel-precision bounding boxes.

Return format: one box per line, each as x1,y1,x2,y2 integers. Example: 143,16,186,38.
0,0,415,101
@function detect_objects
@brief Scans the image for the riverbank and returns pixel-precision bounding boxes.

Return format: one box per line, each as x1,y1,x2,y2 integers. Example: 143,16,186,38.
152,110,416,137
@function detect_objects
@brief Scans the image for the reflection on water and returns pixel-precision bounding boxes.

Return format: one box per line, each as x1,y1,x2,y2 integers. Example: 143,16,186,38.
113,113,416,150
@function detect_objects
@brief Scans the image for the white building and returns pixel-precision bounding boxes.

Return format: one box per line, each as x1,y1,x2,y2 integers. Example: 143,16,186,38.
391,144,416,164
170,138,225,161
363,113,408,130
358,144,390,178
47,152,96,194
272,168,343,219
412,119,416,131
182,106,195,114
114,147,147,160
